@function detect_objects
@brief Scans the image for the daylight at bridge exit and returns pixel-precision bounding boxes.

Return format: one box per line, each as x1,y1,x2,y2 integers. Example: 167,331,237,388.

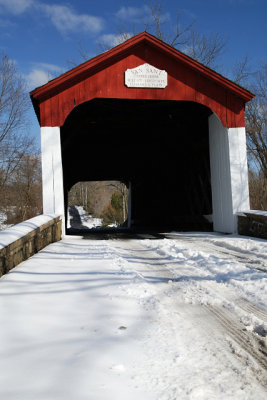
0,1,267,399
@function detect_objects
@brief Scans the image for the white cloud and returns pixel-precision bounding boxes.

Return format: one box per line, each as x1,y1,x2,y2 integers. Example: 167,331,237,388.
115,5,170,27
25,62,65,90
0,1,105,35
0,0,33,15
99,32,133,48
38,3,104,35
32,62,64,74
27,68,50,89
115,5,150,22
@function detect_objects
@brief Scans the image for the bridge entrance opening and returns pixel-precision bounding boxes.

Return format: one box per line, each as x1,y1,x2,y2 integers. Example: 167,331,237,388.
61,98,213,233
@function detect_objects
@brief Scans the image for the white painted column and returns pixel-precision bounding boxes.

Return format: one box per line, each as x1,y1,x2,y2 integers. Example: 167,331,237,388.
209,114,250,233
41,127,65,235
228,126,250,216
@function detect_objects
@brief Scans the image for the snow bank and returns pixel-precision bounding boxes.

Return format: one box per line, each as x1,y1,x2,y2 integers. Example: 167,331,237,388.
143,233,267,309
0,214,59,249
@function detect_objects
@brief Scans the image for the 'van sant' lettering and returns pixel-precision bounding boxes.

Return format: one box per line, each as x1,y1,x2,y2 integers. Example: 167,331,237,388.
125,63,168,88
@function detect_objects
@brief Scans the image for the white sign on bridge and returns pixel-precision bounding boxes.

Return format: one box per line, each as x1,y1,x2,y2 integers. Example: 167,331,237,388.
125,63,168,88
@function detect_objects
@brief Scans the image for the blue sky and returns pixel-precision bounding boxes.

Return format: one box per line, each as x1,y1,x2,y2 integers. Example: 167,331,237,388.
0,0,266,148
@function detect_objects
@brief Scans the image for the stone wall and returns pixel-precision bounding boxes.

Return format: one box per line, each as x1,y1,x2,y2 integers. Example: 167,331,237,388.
0,215,62,277
238,211,267,240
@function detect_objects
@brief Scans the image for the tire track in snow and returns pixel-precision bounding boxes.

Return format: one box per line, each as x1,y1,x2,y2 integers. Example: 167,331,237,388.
164,234,267,272
235,298,267,322
201,243,267,272
205,304,267,387
110,238,267,388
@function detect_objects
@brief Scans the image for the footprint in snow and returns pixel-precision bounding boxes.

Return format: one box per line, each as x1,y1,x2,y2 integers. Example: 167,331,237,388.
118,326,127,330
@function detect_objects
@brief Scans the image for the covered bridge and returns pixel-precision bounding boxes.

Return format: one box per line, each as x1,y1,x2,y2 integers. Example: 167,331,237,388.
30,32,254,234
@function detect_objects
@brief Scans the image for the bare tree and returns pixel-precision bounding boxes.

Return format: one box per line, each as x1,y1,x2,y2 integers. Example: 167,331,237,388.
0,54,39,226
0,54,33,190
106,181,128,222
231,55,252,86
0,131,34,189
248,170,267,210
185,31,227,68
4,153,42,224
238,63,267,210
68,181,128,224
245,65,267,177
67,1,227,70
0,55,30,144
144,0,194,48
144,1,227,68
68,181,103,214
66,41,92,68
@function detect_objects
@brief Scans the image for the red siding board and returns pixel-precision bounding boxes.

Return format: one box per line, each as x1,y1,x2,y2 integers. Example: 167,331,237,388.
40,101,51,127
31,32,254,129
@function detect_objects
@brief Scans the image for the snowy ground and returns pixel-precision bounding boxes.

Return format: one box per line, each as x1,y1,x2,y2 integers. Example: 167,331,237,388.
0,212,12,231
68,205,103,230
0,232,266,399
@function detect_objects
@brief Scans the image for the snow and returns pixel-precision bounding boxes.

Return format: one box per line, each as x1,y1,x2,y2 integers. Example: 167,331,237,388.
240,209,267,217
67,205,103,229
0,212,10,231
0,214,59,249
0,212,14,231
0,232,266,399
142,232,267,326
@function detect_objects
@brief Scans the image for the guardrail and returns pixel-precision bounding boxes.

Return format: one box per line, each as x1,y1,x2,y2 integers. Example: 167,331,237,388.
238,210,267,239
0,215,62,277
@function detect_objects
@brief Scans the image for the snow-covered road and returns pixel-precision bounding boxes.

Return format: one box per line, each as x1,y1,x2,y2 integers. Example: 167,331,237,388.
0,233,266,399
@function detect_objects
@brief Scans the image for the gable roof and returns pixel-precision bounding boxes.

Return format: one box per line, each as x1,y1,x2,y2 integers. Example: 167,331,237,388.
31,31,253,102
30,31,254,127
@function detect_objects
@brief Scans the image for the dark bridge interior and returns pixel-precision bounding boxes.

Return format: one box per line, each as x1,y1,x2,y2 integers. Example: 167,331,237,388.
61,98,213,232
